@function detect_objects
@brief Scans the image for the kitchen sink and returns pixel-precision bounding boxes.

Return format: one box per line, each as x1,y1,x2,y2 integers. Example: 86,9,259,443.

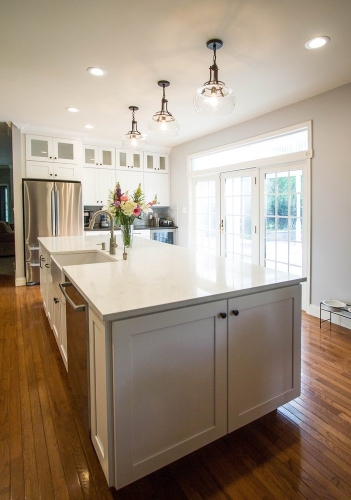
52,251,116,268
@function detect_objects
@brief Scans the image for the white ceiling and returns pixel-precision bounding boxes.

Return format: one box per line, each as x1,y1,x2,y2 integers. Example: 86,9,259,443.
1,0,351,148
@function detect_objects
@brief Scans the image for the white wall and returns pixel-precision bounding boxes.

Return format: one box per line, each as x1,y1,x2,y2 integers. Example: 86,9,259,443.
170,83,351,308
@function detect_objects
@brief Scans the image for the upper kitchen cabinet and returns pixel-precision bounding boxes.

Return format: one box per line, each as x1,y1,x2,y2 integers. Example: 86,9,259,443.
26,135,81,181
144,152,169,173
83,145,115,169
26,135,79,164
116,149,143,171
83,168,115,206
144,171,170,206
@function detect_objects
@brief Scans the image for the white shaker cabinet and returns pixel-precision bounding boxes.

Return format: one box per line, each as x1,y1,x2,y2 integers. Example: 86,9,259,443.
39,245,51,318
115,170,143,196
83,168,115,206
144,152,169,173
111,300,228,489
116,149,143,171
26,135,81,180
89,309,113,483
227,285,301,433
83,145,115,169
144,171,170,206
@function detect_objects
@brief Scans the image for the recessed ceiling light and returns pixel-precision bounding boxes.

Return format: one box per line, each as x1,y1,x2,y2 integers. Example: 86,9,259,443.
305,36,330,50
84,124,93,129
87,67,107,76
66,107,79,112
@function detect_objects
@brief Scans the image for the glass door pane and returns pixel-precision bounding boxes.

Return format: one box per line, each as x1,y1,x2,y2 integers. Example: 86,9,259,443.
221,170,259,264
192,176,220,255
261,167,303,276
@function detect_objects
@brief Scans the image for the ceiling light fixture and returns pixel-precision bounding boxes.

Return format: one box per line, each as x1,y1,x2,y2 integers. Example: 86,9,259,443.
84,124,93,129
122,106,147,150
66,107,79,112
87,67,107,76
194,39,235,116
305,36,330,49
149,80,179,137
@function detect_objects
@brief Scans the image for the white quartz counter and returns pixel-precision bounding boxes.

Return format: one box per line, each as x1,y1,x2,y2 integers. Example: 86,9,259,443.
38,234,306,321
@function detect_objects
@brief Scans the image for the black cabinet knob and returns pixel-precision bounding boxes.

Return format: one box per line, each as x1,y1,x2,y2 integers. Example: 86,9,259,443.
232,310,239,316
220,312,227,319
54,297,59,304
45,263,50,268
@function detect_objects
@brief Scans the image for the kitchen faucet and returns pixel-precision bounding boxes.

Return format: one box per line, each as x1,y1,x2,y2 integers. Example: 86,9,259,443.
88,210,117,255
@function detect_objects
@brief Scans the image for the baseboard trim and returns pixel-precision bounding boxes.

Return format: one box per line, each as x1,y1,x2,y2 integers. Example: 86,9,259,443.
15,277,27,287
309,304,351,330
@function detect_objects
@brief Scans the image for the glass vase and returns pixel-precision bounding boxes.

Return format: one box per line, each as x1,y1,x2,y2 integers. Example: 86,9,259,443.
120,222,134,248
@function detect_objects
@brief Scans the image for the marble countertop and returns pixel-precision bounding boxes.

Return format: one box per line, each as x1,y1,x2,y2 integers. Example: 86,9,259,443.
38,234,306,322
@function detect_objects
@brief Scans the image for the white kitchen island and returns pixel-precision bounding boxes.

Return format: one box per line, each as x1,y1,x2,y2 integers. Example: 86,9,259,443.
38,234,306,490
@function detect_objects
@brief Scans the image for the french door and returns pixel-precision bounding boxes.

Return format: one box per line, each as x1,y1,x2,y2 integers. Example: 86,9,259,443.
220,170,259,264
191,160,309,308
192,175,220,255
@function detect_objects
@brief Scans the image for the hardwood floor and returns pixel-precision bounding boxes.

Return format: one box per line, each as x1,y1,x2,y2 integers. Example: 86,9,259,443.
1,274,351,499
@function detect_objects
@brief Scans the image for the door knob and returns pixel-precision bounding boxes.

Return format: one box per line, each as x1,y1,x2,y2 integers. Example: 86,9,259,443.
232,310,239,316
219,312,227,319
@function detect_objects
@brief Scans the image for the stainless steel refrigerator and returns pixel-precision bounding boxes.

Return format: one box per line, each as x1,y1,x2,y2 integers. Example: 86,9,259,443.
23,179,83,284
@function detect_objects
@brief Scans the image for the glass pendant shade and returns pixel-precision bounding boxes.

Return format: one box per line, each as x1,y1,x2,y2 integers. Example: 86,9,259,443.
149,81,179,137
194,39,235,116
122,106,147,150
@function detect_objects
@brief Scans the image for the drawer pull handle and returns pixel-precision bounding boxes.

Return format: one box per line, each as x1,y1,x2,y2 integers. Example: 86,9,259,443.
219,312,227,319
232,309,239,316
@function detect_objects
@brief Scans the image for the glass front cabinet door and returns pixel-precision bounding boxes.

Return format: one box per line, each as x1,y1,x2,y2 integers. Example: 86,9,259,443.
144,152,169,173
26,135,79,164
116,149,143,170
83,146,115,169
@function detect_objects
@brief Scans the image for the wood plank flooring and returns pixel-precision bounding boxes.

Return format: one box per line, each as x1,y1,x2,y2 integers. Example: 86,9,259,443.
1,273,351,499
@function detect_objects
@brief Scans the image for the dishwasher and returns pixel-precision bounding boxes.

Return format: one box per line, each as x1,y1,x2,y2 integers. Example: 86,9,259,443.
59,280,90,435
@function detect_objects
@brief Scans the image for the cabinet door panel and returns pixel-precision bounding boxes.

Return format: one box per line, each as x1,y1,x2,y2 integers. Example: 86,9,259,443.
116,149,143,170
98,169,116,206
84,146,98,167
144,172,170,206
228,285,301,433
53,138,78,164
26,135,52,161
116,171,143,196
26,161,54,179
100,148,115,168
83,168,98,205
112,300,227,488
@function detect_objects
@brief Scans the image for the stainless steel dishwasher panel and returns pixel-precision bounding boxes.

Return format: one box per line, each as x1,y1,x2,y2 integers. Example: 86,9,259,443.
60,282,90,435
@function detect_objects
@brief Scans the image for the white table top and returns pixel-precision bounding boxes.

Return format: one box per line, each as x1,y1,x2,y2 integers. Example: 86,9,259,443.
38,234,306,322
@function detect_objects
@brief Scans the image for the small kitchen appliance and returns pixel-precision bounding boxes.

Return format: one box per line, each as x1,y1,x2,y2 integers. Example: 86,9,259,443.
100,213,110,228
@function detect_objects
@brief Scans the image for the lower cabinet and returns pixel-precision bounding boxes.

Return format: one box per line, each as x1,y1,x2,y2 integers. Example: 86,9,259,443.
111,300,228,489
227,285,301,432
89,308,113,484
88,285,301,490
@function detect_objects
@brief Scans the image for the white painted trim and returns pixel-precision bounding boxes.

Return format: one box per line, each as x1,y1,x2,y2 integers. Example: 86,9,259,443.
15,277,27,287
187,120,312,164
308,305,351,330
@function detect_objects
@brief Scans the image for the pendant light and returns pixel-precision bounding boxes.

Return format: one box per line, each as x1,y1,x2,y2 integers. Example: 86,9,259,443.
149,81,179,136
194,39,235,116
122,106,147,150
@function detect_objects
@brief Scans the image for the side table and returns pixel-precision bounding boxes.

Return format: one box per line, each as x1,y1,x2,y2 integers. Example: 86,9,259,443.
320,302,351,329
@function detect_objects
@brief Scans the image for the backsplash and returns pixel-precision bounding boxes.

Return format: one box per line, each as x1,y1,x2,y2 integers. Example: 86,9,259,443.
84,205,178,228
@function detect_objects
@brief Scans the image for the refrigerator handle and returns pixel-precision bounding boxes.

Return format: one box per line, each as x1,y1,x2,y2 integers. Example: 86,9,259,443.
51,189,56,236
55,190,60,236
